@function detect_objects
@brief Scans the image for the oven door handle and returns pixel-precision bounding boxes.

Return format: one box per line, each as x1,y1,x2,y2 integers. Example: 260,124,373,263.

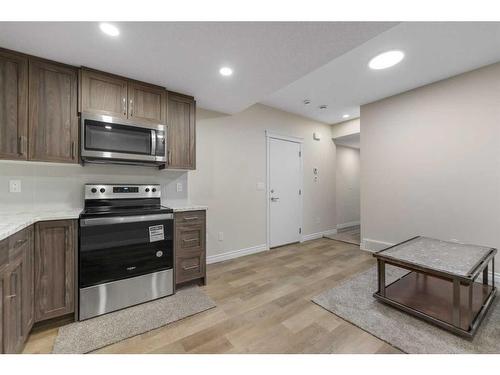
80,213,173,226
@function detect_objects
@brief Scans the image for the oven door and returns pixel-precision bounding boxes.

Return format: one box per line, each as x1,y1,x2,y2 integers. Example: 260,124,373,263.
80,113,167,163
79,213,174,288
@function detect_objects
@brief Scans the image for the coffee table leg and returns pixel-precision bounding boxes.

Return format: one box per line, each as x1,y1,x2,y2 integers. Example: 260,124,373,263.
453,279,461,327
483,264,489,285
468,282,473,330
378,260,386,297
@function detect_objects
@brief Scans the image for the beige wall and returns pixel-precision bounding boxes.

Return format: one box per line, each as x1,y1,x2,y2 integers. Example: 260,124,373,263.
361,62,500,271
336,146,360,227
331,118,360,139
190,104,337,260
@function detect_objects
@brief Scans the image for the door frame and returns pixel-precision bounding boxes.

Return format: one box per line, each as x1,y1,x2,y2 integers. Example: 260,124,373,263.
265,130,304,250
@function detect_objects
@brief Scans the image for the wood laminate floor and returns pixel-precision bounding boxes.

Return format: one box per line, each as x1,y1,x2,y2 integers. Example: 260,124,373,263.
23,238,401,354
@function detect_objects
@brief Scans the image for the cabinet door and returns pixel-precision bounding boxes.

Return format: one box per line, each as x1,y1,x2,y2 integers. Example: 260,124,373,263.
34,220,75,322
80,69,128,119
21,227,34,337
3,258,24,354
166,92,196,169
28,59,78,163
128,82,166,124
0,49,28,160
0,270,4,353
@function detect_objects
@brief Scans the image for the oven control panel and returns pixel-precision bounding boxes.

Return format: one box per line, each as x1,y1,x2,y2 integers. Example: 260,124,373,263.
85,184,161,200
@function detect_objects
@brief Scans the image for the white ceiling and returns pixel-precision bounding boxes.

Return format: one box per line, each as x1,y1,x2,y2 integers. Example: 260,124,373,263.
0,22,396,114
1,22,499,123
263,22,500,124
334,133,360,149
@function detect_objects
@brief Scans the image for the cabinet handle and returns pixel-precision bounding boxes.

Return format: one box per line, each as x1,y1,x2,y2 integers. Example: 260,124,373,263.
167,150,171,165
183,238,198,243
183,216,198,221
17,136,22,155
5,294,16,299
71,141,75,159
182,265,199,271
129,99,133,117
122,97,127,116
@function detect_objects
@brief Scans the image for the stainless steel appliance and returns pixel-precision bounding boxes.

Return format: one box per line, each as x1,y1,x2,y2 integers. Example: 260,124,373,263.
78,184,174,320
80,113,167,167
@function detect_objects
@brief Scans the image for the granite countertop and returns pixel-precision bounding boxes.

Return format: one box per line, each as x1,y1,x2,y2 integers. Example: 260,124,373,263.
0,208,82,241
0,202,208,241
164,201,208,212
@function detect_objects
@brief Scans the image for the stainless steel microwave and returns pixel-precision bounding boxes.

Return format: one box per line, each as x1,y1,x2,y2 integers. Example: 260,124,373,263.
80,113,167,167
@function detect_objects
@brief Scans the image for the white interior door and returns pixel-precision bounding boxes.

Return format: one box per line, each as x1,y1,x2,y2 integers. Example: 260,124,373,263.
269,137,301,248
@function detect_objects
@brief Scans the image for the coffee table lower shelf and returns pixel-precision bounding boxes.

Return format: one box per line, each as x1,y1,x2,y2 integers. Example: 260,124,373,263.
373,271,496,339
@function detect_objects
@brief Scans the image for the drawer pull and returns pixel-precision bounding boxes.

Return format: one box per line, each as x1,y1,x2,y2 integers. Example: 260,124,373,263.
183,238,198,243
5,294,16,299
182,265,199,271
183,216,198,221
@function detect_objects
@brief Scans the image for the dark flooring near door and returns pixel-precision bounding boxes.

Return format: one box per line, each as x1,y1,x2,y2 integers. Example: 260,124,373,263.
326,225,360,245
23,238,399,354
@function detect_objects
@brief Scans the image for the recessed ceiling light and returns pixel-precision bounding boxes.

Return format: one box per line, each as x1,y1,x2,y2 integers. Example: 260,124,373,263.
342,114,350,119
319,105,327,110
99,23,120,37
219,67,233,76
368,50,404,70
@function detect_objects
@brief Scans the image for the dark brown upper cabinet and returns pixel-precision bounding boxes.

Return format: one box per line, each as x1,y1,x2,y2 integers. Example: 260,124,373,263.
80,68,166,124
128,82,166,124
28,59,79,163
34,220,76,323
80,69,128,119
166,92,196,170
0,49,28,160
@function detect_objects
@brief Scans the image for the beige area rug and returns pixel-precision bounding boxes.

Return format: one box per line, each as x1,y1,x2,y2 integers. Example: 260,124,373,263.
52,286,216,354
313,266,500,353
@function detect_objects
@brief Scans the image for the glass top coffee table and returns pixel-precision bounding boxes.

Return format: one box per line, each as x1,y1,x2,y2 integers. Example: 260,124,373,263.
373,236,497,339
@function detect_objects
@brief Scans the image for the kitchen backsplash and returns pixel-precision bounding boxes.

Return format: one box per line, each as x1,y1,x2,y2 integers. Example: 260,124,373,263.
0,160,188,211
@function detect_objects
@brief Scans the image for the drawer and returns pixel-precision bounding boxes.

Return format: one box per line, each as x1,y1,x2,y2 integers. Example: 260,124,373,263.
8,226,31,261
176,250,205,284
175,210,205,226
176,223,204,252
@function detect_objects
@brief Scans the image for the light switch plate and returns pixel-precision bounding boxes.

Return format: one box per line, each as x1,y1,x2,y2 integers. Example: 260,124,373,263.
218,232,224,241
256,182,265,191
9,180,21,193
176,182,183,192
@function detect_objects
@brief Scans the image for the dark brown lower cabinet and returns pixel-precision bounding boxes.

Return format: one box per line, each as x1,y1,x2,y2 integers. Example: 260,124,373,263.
0,220,76,353
34,220,76,322
3,256,24,353
174,210,206,286
0,226,34,354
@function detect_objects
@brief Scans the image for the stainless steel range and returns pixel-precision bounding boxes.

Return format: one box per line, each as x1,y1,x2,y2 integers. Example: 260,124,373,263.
78,184,174,320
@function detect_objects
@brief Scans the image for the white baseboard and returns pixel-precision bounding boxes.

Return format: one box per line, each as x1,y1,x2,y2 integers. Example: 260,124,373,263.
301,228,337,242
206,243,268,264
337,221,360,230
361,238,395,252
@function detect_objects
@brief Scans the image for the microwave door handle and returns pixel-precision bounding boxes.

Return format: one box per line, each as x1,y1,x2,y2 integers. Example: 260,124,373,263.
151,130,156,156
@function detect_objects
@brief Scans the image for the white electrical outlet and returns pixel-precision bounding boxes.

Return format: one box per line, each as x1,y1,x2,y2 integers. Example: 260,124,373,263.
218,232,224,241
176,182,183,192
9,180,21,193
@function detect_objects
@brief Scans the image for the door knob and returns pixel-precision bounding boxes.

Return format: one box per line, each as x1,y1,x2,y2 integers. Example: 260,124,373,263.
271,197,280,202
